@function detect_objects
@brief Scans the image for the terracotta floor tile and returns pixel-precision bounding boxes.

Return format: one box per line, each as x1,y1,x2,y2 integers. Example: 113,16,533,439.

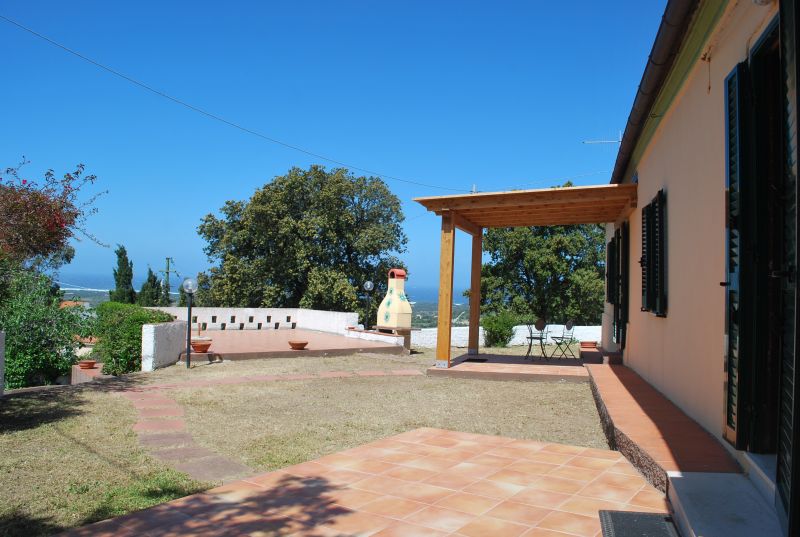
434,492,499,515
523,527,586,537
407,505,476,532
510,488,572,509
372,520,449,536
529,475,585,495
575,482,637,503
423,471,478,491
283,461,331,477
360,496,428,519
564,456,618,470
320,468,372,486
522,451,576,465
404,456,461,472
540,443,586,455
627,489,670,511
353,476,413,495
537,510,601,537
391,481,455,504
467,453,517,468
328,488,384,509
589,471,648,490
380,451,423,465
484,501,551,525
384,465,438,482
506,460,560,476
132,419,185,432
558,496,628,518
456,515,530,537
606,461,642,476
487,469,540,487
546,465,603,483
462,479,526,499
447,462,499,480
578,447,622,461
345,459,399,475
321,510,393,536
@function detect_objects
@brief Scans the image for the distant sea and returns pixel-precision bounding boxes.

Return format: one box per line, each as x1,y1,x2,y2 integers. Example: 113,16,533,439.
55,274,463,305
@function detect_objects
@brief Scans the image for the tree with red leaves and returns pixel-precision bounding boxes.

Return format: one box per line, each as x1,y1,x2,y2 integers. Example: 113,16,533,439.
0,159,104,268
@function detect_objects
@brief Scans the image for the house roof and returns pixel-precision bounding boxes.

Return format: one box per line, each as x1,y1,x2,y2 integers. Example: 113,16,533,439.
611,0,700,184
414,183,637,229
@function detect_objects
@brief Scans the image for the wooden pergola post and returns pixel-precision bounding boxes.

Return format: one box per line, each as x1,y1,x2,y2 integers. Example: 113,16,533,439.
436,213,455,368
468,231,482,355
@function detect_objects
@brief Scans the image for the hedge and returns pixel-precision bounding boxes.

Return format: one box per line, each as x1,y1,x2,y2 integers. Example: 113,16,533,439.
92,302,173,375
482,310,518,348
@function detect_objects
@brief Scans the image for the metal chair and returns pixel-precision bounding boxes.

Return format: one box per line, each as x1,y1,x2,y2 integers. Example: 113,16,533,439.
550,321,577,359
525,318,548,359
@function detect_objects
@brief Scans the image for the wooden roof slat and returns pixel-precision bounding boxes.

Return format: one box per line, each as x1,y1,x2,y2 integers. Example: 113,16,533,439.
415,183,637,228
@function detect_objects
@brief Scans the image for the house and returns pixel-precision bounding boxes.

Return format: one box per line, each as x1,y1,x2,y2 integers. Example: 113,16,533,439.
416,0,799,534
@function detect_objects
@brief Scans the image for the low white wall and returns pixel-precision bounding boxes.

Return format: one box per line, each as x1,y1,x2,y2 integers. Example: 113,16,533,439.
141,321,187,372
151,307,358,335
0,331,4,397
411,324,602,348
344,329,404,346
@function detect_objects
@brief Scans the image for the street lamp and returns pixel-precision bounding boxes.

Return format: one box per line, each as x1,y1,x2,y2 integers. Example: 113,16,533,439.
182,277,198,369
363,280,374,329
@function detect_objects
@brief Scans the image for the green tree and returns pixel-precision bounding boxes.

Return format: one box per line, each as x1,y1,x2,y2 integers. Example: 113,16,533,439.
0,267,87,388
109,245,136,303
196,165,406,321
479,223,606,325
137,267,161,307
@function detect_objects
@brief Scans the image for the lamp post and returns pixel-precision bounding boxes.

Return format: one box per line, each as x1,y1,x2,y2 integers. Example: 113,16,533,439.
363,280,374,329
182,277,198,369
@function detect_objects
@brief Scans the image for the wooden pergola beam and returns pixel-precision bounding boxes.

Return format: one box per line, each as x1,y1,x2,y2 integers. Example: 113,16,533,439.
468,231,482,355
436,213,456,368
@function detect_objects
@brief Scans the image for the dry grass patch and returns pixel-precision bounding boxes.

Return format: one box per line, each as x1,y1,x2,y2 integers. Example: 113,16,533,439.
0,388,206,537
174,372,606,472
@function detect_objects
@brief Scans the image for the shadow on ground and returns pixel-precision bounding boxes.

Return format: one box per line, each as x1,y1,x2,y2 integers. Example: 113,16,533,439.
65,474,351,536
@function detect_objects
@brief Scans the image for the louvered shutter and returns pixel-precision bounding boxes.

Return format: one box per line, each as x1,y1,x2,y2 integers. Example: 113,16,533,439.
620,222,630,348
607,238,617,304
724,62,749,446
654,190,667,316
641,206,650,311
776,1,799,526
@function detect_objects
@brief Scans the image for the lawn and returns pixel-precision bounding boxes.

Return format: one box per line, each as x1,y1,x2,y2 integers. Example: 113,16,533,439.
0,387,207,536
0,345,603,536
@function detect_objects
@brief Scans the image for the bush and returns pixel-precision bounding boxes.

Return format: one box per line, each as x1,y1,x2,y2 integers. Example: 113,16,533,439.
0,268,88,388
92,302,173,375
482,310,518,348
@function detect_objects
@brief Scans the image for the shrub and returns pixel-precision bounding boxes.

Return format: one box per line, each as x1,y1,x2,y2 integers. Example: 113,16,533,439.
92,302,173,375
0,268,87,388
482,310,518,348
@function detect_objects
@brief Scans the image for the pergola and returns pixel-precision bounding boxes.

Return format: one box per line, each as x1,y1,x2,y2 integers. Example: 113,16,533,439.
414,183,638,368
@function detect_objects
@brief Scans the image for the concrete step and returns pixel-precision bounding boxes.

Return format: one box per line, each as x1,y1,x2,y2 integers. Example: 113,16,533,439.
668,472,783,537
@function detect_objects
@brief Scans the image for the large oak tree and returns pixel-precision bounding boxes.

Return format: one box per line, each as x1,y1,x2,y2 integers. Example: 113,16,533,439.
196,166,407,322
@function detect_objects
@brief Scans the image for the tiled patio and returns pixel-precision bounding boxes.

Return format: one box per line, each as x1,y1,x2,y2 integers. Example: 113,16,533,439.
586,365,740,491
181,328,403,362
427,355,589,383
63,428,668,537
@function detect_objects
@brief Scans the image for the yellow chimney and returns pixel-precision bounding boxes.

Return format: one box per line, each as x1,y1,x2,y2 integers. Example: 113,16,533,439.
377,268,412,329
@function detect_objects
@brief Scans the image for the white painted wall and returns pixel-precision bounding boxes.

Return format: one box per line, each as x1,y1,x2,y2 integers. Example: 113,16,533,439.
412,325,601,349
603,1,779,438
141,321,187,372
344,329,404,346
151,307,358,335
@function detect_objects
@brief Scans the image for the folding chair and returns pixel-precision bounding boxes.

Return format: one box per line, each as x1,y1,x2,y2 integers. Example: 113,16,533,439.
525,318,548,359
550,321,577,359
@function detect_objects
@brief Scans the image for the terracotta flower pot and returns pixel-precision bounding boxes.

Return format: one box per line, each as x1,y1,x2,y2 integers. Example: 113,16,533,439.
191,338,213,353
78,359,96,369
288,340,308,350
579,341,598,349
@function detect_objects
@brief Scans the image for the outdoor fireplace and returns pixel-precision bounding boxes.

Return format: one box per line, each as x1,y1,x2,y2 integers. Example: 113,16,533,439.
376,268,412,329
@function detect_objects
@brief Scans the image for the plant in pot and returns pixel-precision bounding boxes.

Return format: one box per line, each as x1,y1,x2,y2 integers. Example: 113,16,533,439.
191,321,212,353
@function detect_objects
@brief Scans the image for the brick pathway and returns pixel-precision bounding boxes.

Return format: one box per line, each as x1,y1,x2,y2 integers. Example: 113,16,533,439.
120,369,426,483
63,428,669,537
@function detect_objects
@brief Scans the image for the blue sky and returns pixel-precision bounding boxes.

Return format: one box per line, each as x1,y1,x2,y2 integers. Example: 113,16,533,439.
2,1,666,296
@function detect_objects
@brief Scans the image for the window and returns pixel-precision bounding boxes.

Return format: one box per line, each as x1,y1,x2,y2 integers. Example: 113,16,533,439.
640,190,667,316
607,223,629,347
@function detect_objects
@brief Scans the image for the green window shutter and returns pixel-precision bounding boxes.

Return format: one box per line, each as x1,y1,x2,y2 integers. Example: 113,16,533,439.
641,206,650,311
621,221,630,339
654,190,667,316
607,238,617,304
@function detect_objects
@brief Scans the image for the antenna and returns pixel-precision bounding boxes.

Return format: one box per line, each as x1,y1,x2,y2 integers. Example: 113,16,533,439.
583,130,622,145
159,257,180,300
471,184,478,194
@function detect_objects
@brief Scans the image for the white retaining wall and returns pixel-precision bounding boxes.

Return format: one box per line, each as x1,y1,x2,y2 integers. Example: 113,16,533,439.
411,324,602,348
344,329,404,346
141,321,187,372
151,307,358,335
